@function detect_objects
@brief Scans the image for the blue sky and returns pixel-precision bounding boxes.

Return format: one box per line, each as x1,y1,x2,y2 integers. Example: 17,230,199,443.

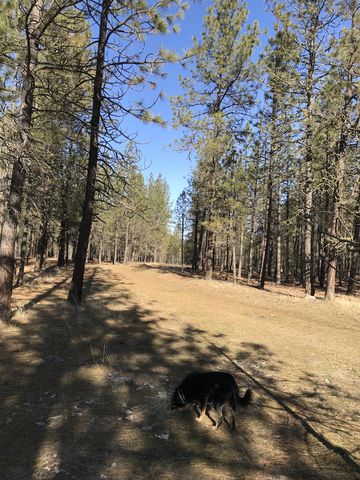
123,0,275,206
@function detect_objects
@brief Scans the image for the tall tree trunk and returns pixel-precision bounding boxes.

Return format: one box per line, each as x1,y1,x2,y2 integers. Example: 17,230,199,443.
197,213,206,270
232,245,237,284
0,2,42,319
238,218,244,280
204,230,214,280
34,219,48,272
259,157,273,289
67,0,110,304
325,136,347,300
247,151,260,285
275,176,282,285
123,218,130,264
113,224,118,265
192,210,199,271
347,188,360,294
285,188,290,281
58,218,67,267
17,213,29,286
181,212,185,271
325,3,356,300
98,236,103,265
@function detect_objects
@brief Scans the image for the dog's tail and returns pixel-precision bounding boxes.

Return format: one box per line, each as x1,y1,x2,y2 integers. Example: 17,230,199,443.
236,388,252,407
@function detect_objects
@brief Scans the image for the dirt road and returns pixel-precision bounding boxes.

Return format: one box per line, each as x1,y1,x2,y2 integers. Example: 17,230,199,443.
1,263,359,480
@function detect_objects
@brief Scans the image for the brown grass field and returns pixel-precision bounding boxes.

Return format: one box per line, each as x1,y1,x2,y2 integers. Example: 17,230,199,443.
1,262,359,480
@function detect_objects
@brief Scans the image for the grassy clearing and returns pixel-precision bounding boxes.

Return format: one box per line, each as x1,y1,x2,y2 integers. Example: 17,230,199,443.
0,263,359,480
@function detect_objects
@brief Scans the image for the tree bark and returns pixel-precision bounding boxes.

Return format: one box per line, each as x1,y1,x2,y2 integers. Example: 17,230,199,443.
16,212,29,286
67,0,110,305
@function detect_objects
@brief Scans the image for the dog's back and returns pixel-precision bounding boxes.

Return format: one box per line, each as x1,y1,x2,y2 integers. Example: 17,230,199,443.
181,371,237,400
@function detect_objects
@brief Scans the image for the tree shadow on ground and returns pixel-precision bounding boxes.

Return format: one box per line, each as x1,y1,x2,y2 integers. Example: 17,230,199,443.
0,265,359,480
203,338,360,478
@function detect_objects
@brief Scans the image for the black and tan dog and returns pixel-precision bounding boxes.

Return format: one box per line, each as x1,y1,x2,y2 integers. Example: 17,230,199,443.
170,371,252,430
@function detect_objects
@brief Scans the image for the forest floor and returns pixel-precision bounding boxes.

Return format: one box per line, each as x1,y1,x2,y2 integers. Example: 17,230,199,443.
1,262,359,480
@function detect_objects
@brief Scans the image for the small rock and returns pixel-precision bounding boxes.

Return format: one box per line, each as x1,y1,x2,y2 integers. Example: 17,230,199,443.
141,424,154,431
155,432,169,440
46,355,64,363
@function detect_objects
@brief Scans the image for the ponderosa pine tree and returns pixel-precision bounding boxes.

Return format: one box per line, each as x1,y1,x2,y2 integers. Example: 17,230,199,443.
0,0,81,319
67,0,187,305
172,0,259,280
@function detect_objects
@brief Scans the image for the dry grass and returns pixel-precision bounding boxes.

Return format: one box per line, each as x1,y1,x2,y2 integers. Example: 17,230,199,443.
0,262,359,480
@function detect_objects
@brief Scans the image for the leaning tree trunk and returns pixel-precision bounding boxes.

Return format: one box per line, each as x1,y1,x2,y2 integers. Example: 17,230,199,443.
67,0,110,305
0,2,42,319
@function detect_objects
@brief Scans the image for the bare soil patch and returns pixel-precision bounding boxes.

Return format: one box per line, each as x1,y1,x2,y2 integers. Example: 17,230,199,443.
1,262,359,480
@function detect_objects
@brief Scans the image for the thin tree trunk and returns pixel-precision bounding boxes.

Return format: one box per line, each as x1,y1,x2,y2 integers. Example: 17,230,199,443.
123,218,130,264
238,218,244,280
58,218,67,267
113,225,118,265
259,158,273,289
276,177,282,285
192,210,199,271
181,212,184,271
98,236,103,265
34,219,48,272
67,0,110,305
285,189,290,281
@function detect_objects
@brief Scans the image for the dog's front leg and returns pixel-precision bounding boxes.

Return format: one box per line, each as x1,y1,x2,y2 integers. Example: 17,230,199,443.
195,398,208,422
212,404,225,430
205,408,216,427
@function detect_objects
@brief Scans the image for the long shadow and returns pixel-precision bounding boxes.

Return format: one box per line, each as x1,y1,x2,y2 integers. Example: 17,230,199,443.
204,337,360,475
0,266,250,480
1,265,359,480
19,276,70,311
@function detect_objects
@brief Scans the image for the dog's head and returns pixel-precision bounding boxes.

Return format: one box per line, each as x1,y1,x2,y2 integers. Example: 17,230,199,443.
170,386,187,410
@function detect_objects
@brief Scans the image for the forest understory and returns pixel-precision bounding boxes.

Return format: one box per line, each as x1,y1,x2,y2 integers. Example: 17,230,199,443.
1,262,359,480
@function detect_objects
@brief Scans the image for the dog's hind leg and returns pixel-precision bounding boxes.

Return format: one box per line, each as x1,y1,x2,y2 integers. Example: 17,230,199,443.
222,407,235,430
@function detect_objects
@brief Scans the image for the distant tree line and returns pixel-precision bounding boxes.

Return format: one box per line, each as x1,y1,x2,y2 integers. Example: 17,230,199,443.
172,0,359,300
0,0,359,321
